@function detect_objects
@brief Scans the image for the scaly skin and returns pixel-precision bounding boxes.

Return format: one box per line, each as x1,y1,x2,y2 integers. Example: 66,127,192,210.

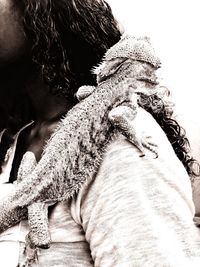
0,62,139,230
0,35,161,266
77,59,159,158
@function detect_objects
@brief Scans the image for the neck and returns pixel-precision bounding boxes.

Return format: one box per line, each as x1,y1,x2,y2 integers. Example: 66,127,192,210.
0,59,74,124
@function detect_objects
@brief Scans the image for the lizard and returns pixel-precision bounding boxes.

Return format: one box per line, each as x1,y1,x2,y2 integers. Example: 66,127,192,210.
76,64,159,158
0,35,161,266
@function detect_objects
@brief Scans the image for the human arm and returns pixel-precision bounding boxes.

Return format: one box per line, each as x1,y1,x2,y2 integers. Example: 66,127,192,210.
78,109,196,266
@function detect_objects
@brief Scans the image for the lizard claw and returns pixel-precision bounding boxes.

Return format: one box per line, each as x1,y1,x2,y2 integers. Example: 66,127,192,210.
19,241,39,267
141,138,158,158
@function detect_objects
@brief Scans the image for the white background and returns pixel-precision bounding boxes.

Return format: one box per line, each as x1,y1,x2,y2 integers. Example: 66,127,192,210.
107,0,200,159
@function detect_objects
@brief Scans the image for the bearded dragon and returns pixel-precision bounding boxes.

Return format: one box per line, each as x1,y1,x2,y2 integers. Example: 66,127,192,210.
0,35,161,266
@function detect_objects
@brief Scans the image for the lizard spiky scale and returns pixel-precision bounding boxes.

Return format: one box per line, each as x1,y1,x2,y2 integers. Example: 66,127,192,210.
0,35,160,265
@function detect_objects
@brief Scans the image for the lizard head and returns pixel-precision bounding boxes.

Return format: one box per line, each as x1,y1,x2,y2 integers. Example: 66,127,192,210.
92,34,161,84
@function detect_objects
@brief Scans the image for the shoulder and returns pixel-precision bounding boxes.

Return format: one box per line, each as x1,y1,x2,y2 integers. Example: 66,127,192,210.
102,107,183,172
70,108,194,227
78,108,192,204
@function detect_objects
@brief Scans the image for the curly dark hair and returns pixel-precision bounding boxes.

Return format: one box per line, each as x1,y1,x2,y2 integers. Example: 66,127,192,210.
138,90,199,178
0,0,121,171
0,0,199,178
21,0,121,99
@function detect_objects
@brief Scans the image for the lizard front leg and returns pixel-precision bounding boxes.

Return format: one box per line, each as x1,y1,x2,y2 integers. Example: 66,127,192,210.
108,105,158,158
76,85,96,101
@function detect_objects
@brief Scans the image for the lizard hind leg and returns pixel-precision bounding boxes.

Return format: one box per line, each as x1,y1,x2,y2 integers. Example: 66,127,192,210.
27,202,51,249
19,202,52,267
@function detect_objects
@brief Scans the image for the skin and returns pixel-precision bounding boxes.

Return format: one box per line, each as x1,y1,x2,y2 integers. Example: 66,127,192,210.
0,0,26,66
0,0,72,180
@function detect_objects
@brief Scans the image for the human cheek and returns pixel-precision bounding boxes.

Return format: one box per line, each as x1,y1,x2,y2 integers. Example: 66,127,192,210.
0,0,27,65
